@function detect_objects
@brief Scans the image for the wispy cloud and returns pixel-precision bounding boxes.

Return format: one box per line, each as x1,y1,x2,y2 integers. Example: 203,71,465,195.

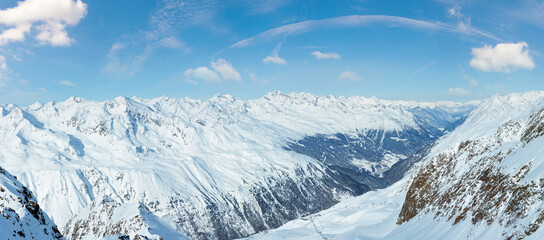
311,51,341,60
338,71,362,81
263,55,286,65
446,74,478,98
103,36,189,75
0,82,47,105
248,72,269,84
413,60,438,74
510,1,544,30
446,87,471,97
104,0,204,75
247,0,290,14
158,36,190,50
0,55,10,86
486,83,506,93
263,42,287,65
230,15,499,48
147,0,219,40
103,43,126,73
0,61,45,102
465,74,479,87
56,80,76,87
184,78,199,85
444,6,481,40
447,6,463,17
0,55,47,102
0,0,88,46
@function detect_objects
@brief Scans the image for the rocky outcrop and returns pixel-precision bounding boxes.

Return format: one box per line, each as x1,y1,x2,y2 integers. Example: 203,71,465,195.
0,166,64,240
398,107,544,239
64,199,188,240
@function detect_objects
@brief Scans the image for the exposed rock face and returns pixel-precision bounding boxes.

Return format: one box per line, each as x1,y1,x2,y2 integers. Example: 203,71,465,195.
398,104,544,239
0,166,64,240
64,200,189,240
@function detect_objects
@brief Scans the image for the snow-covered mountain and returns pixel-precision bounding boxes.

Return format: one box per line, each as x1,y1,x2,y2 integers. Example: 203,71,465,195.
247,91,544,240
64,200,189,240
0,165,64,240
0,91,473,239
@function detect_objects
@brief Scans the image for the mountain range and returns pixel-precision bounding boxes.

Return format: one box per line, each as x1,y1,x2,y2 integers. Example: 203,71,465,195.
0,91,475,239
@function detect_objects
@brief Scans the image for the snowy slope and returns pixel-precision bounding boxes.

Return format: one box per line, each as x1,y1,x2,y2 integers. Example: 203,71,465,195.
0,91,472,239
244,179,407,240
247,91,544,240
394,91,544,239
0,166,64,240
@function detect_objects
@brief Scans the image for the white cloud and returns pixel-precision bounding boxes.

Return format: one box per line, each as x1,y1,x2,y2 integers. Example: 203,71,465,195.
447,6,462,17
263,41,287,65
57,80,75,86
0,24,31,45
211,59,242,82
311,51,341,60
36,21,72,46
184,59,241,83
184,67,221,83
263,55,287,65
446,87,471,97
231,15,498,48
0,0,88,46
470,42,535,73
338,71,362,81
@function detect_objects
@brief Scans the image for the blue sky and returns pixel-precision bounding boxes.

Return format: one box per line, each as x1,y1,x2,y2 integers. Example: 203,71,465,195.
0,0,542,106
